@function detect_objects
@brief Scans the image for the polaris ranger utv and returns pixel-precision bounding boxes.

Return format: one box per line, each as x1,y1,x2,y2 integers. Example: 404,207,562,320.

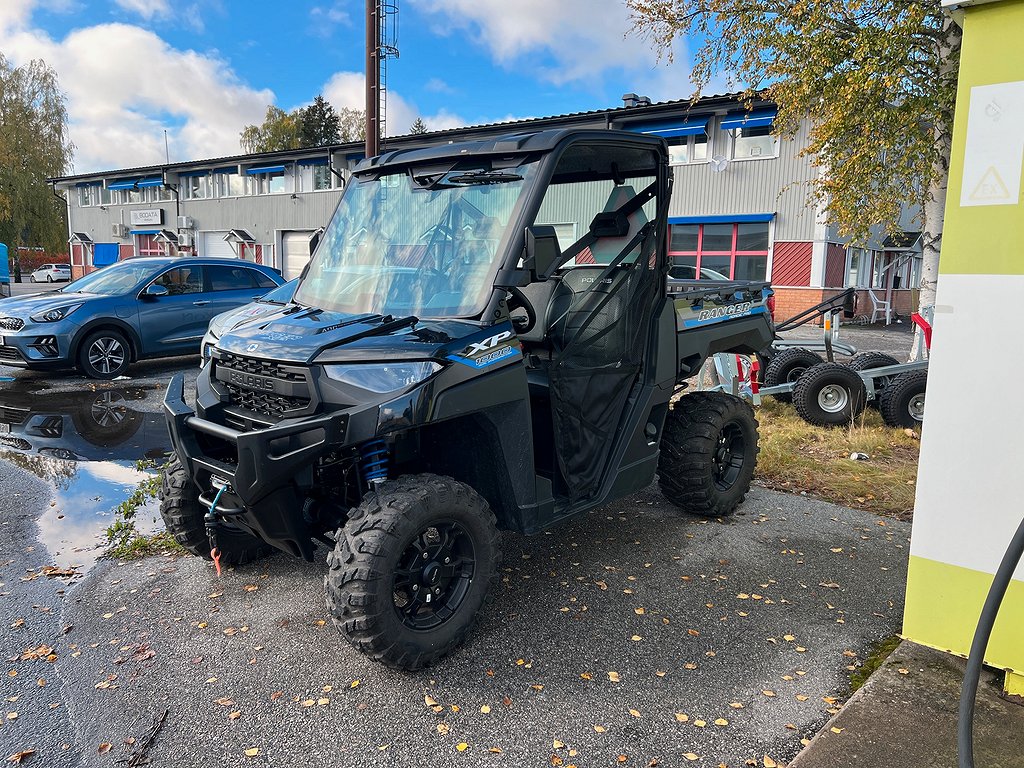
160,128,774,670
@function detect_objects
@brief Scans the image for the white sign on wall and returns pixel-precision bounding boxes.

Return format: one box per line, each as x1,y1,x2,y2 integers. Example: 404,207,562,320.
129,209,163,226
960,80,1024,207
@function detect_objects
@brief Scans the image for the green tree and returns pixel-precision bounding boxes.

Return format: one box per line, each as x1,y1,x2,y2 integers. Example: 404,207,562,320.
0,54,73,254
337,107,366,142
239,106,301,153
627,0,960,339
298,95,341,147
409,117,428,135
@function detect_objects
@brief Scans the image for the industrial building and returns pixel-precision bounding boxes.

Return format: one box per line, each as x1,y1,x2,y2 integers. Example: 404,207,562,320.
52,92,922,319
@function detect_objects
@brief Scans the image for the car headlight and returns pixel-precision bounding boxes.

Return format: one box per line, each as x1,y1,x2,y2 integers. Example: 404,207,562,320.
322,361,441,393
30,303,82,323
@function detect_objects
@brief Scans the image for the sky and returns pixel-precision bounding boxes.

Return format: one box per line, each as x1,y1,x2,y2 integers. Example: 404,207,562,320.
0,0,707,174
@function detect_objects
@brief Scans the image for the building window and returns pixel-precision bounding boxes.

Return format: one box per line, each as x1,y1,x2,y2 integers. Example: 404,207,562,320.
151,185,172,202
668,132,709,165
246,169,288,196
135,234,170,257
298,163,334,191
732,125,777,160
182,174,212,200
846,248,864,287
668,221,770,281
77,185,102,207
213,172,243,198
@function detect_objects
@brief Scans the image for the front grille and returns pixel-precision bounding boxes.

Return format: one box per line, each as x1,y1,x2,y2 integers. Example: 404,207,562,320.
0,346,23,361
215,352,312,418
223,384,311,418
0,405,29,424
0,318,24,331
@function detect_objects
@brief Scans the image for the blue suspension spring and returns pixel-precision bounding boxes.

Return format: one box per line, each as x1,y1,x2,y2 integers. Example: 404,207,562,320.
359,439,390,485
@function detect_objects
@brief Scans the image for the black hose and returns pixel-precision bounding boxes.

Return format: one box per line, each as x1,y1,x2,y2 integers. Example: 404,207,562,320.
958,513,1024,768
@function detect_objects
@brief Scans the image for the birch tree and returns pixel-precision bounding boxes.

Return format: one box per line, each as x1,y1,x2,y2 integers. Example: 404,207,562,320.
627,0,960,340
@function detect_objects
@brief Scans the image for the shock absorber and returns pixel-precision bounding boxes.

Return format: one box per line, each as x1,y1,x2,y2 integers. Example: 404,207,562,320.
359,439,390,487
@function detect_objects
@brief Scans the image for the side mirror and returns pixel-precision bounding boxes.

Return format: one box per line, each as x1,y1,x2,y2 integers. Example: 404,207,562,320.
308,231,322,254
144,284,169,299
524,225,562,282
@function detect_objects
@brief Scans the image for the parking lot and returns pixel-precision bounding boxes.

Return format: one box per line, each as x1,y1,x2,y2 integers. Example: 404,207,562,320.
0,356,912,768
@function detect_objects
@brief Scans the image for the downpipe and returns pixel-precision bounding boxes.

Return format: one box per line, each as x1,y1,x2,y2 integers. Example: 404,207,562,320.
958,513,1024,768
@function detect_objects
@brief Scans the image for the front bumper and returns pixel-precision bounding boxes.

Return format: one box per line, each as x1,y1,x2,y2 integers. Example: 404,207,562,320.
164,373,349,561
0,323,73,368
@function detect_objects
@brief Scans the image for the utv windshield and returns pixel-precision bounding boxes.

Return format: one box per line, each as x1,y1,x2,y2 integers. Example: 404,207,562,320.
293,160,537,319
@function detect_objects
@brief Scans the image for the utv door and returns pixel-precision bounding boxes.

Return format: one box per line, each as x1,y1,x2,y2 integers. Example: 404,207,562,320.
526,141,667,501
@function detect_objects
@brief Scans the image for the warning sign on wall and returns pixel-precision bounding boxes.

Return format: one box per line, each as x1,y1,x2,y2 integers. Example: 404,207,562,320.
960,80,1024,207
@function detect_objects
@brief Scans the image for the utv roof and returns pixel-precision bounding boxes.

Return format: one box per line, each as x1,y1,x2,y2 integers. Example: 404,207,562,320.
354,129,667,174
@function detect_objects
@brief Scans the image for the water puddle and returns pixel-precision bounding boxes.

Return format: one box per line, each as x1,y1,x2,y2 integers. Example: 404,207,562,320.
0,387,172,570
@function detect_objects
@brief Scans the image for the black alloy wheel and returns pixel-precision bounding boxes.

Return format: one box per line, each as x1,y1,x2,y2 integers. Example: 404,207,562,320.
392,520,476,631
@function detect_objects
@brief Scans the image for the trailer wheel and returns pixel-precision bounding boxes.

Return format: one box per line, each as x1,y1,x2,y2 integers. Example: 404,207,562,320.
658,392,759,518
792,362,867,426
879,369,927,428
763,348,823,403
325,473,501,671
159,455,275,565
849,352,901,408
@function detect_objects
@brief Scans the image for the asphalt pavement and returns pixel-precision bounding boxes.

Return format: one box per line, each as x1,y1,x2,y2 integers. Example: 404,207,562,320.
0,422,912,768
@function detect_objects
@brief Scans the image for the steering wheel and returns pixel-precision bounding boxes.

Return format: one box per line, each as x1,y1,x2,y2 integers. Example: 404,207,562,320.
506,287,537,335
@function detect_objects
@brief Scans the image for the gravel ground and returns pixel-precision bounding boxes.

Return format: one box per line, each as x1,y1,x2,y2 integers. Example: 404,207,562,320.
777,323,916,361
1,468,911,768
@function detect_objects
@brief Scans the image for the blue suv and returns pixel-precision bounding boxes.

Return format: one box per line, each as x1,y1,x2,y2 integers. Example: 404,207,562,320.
0,257,283,379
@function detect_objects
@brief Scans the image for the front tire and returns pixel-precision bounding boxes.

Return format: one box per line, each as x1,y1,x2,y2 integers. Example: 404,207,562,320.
77,329,131,379
46,275,53,283
158,455,275,565
879,369,927,428
658,392,759,518
325,474,500,671
792,362,867,426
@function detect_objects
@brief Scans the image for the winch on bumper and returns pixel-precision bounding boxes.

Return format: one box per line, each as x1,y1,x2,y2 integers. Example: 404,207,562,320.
163,371,362,562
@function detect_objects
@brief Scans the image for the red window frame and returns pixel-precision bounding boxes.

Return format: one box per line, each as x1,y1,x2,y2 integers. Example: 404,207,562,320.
668,222,770,280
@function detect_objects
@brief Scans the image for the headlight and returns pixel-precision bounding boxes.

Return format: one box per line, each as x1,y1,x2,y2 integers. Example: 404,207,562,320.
323,361,441,393
30,303,82,323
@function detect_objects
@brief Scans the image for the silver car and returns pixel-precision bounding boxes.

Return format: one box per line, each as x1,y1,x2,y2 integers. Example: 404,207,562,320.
30,263,72,283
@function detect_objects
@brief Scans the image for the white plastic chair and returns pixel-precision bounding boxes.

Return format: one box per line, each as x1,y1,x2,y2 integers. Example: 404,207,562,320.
868,289,892,325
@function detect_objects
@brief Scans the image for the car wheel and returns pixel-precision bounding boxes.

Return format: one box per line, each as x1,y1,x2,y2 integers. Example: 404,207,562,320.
46,275,53,283
77,329,131,379
29,276,35,283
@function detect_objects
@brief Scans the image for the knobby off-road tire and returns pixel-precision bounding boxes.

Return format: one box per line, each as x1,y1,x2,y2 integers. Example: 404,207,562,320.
879,369,927,428
792,362,867,427
325,473,501,671
159,454,274,565
658,392,759,518
848,352,901,409
763,348,823,403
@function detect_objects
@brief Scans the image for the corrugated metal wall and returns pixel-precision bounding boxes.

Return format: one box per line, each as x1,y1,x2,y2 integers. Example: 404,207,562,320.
824,243,847,288
771,241,813,287
668,118,820,243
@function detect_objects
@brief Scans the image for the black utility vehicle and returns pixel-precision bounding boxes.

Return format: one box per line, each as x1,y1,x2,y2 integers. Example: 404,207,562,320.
161,129,775,669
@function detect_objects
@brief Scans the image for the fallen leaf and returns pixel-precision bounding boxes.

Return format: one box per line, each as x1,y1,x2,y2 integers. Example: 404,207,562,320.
683,754,700,762
898,668,909,675
244,584,258,592
97,744,111,754
694,719,706,728
215,697,235,707
480,705,491,714
783,634,795,642
317,698,330,706
553,740,565,749
729,702,744,709
488,747,503,754
655,670,666,677
581,672,593,680
830,727,844,734
629,709,641,718
634,608,645,615
763,757,778,768
714,718,729,726
244,748,259,757
5,713,17,721
6,750,35,764
617,756,627,764
674,713,689,722
687,629,700,637
502,697,512,707
270,691,283,701
631,635,643,642
595,580,608,590
531,684,544,691
301,699,315,707
795,695,810,702
456,743,469,752
594,725,607,733
796,647,807,653
607,671,621,683
762,690,776,697
437,724,450,735
683,663,698,670
425,695,439,707
229,711,241,720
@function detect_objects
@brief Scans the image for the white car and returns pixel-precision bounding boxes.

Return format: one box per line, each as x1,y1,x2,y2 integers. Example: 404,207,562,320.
29,263,72,283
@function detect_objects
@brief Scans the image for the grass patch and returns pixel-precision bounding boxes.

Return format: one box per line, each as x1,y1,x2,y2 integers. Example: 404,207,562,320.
105,461,183,560
849,635,903,692
755,398,920,518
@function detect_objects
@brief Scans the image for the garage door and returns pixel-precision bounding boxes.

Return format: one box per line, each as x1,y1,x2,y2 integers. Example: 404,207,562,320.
282,231,315,280
201,231,234,259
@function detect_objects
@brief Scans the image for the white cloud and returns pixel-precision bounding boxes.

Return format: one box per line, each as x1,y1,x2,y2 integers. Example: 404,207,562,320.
112,0,170,20
322,71,468,138
409,0,696,100
0,9,273,172
424,77,456,95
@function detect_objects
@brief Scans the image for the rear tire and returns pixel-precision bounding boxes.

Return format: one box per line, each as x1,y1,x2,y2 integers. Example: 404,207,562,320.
763,348,823,403
879,369,927,428
849,352,901,409
792,362,867,426
658,392,759,517
325,474,501,671
159,455,274,565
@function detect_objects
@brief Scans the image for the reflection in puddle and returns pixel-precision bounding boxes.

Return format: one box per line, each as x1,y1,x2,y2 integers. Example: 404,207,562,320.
0,387,171,569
